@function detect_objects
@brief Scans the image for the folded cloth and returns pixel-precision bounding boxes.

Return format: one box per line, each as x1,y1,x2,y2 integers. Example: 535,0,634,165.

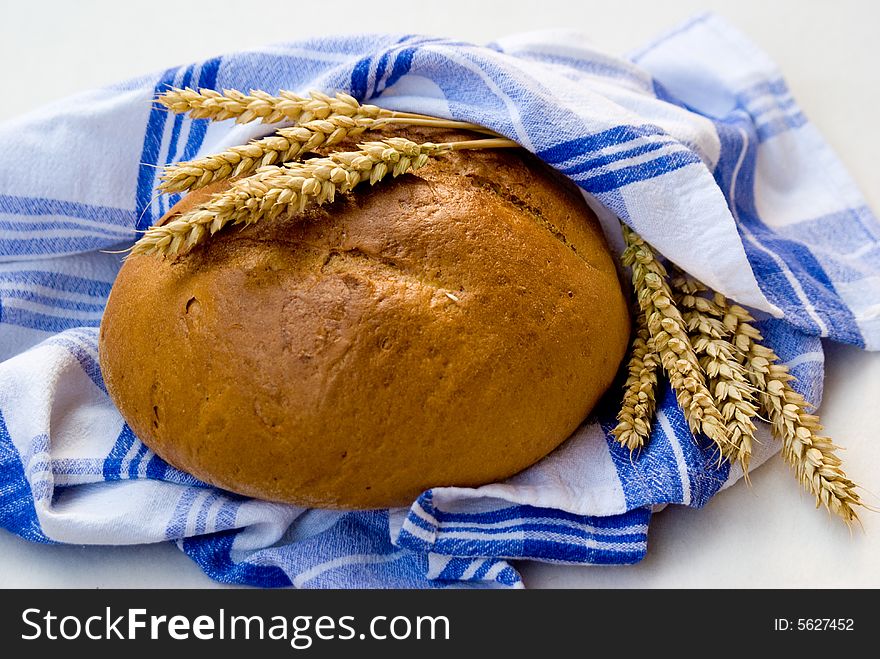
0,13,877,588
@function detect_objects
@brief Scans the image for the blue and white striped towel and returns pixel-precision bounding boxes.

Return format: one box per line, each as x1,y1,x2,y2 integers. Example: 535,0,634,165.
1,13,877,588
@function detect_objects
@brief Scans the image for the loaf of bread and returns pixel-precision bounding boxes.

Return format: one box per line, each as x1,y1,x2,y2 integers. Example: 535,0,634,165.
99,130,630,508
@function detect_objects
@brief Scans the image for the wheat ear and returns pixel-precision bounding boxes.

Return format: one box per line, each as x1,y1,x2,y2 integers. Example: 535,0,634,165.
159,88,385,124
612,309,659,452
133,137,517,257
672,274,759,474
158,87,494,131
719,303,862,521
620,225,730,456
159,115,492,194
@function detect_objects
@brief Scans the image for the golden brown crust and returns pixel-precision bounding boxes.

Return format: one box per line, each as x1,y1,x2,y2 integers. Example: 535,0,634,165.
99,132,630,508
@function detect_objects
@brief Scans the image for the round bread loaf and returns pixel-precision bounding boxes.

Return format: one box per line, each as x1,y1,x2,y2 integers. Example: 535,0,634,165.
99,132,630,509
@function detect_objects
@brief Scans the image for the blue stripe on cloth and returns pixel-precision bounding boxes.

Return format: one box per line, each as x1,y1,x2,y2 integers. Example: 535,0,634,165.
384,46,416,90
102,424,138,480
0,289,105,313
756,319,824,404
420,502,643,528
651,78,697,112
495,565,521,586
536,124,666,164
0,235,129,257
403,510,435,535
472,558,494,581
194,491,221,536
0,194,135,225
756,112,807,142
165,65,196,169
182,530,293,587
0,410,52,543
43,457,102,477
0,219,131,238
165,487,203,540
0,271,112,298
601,380,729,509
501,48,654,93
126,442,150,480
354,37,444,101
1,307,98,333
602,387,682,508
713,118,864,345
752,94,797,117
430,521,645,540
183,510,438,588
349,56,371,101
21,433,51,505
48,331,106,393
576,57,655,91
154,58,222,216
774,209,880,306
371,50,391,97
590,187,631,226
425,532,645,565
661,392,730,507
214,499,241,530
398,494,649,566
145,453,168,480
144,460,207,487
135,67,179,231
157,64,197,219
557,139,676,178
364,36,424,96
735,78,789,104
437,557,475,581
180,57,221,162
779,205,880,251
520,538,643,565
572,150,702,194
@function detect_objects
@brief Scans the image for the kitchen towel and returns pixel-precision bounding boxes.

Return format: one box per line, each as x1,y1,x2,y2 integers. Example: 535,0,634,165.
1,12,877,587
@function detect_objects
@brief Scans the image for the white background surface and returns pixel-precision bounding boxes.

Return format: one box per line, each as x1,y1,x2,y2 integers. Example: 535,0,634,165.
0,0,878,588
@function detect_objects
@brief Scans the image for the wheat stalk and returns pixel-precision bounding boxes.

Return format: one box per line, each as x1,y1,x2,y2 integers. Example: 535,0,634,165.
620,225,730,456
719,302,862,521
672,274,759,474
618,229,861,522
133,136,517,257
158,87,495,132
159,115,492,194
159,88,385,124
612,309,659,452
